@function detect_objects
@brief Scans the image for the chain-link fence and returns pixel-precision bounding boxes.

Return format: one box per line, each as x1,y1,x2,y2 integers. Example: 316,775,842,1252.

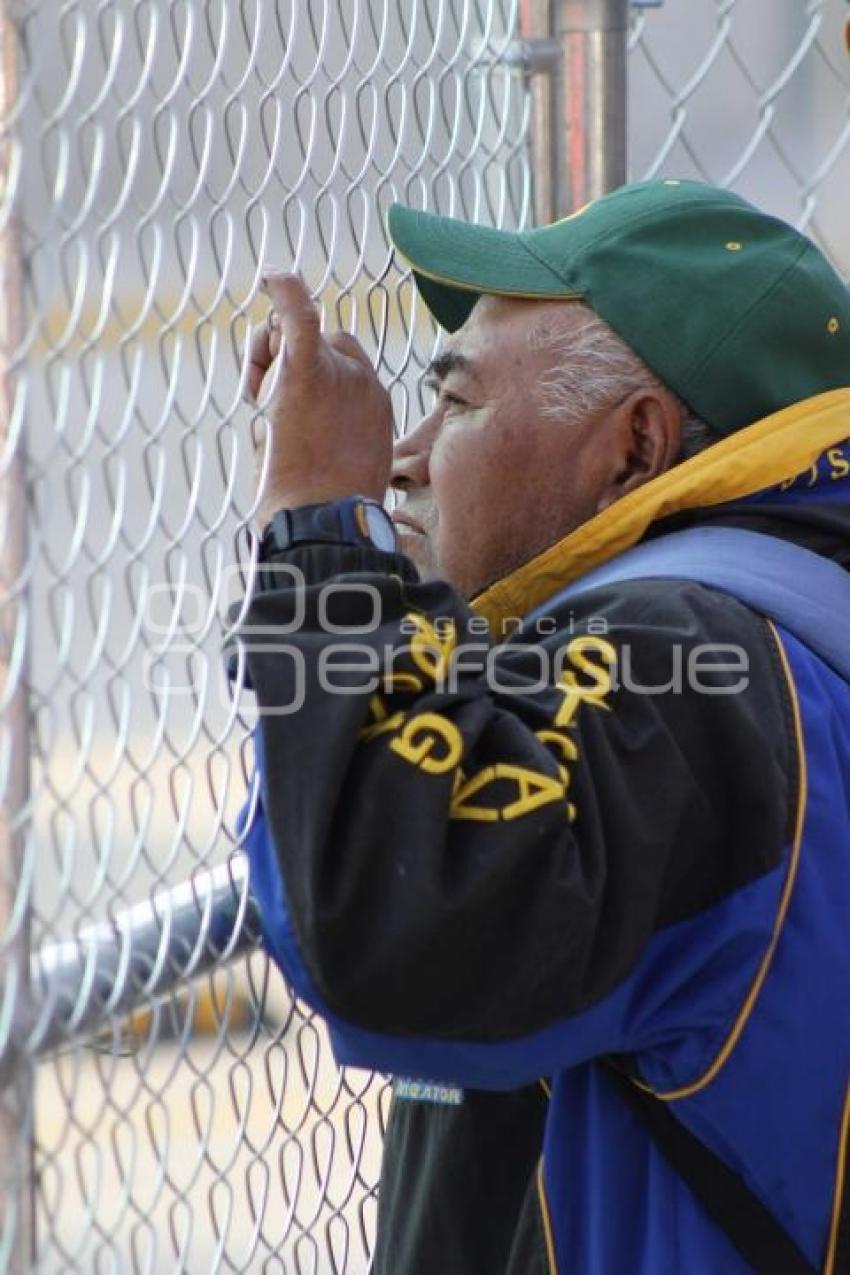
628,0,850,276
0,2,531,1270
1,1,848,1272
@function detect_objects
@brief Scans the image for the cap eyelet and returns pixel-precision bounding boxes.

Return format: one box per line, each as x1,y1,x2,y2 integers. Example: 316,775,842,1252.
827,317,840,335
725,241,743,252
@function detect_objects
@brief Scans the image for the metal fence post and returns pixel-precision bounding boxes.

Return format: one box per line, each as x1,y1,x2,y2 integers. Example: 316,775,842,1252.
522,0,628,220
0,1,33,1269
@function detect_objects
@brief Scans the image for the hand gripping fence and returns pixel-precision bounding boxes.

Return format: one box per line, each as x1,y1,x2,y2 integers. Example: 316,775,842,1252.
1,1,848,1271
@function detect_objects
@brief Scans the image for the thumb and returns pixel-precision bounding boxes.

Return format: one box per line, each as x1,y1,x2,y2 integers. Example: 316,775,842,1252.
261,271,321,366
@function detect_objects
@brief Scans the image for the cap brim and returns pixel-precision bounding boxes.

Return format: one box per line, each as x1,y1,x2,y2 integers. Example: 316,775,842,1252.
387,205,576,332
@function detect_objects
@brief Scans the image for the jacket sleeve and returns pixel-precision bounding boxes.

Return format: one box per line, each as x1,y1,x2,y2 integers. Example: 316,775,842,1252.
229,543,797,1090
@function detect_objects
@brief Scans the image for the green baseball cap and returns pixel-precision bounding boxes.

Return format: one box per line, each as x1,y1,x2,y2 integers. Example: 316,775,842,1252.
387,180,850,436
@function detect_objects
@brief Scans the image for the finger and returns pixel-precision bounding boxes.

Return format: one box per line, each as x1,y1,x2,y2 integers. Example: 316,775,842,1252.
246,321,274,402
327,329,373,368
267,308,283,361
261,271,321,367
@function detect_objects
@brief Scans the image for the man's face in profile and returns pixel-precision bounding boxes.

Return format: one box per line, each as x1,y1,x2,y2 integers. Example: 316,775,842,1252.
390,296,663,599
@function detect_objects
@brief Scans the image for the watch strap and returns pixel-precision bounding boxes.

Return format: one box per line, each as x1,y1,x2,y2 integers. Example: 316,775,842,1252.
260,497,395,557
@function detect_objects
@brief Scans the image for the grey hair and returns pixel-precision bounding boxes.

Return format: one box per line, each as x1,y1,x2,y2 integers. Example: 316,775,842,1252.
530,304,715,462
678,414,717,461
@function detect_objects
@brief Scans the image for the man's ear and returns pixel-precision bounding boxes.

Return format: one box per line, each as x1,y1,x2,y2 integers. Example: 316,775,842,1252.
595,388,682,515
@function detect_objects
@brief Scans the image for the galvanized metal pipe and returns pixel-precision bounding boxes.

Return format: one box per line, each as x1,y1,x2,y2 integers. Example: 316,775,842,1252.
520,0,628,220
557,0,628,213
519,0,559,223
3,853,262,1068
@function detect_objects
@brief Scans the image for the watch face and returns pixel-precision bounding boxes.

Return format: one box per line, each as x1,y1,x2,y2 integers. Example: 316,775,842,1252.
362,502,397,552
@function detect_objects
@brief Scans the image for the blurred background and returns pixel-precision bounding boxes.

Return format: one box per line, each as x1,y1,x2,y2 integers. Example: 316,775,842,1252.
1,1,848,1270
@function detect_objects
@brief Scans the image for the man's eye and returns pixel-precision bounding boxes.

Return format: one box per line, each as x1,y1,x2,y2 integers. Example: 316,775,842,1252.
424,379,467,412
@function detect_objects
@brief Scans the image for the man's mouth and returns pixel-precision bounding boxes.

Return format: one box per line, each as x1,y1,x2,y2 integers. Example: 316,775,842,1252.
392,514,426,537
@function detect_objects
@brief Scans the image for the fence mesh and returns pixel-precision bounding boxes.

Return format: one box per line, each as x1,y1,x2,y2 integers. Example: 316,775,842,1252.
629,0,850,276
0,0,848,1271
1,1,531,1270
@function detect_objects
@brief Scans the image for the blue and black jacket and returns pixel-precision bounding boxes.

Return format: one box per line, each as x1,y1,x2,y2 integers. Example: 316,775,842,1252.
232,389,850,1273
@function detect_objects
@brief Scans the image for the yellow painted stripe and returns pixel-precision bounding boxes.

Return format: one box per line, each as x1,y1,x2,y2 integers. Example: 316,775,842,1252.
824,1079,850,1275
24,279,407,358
637,622,807,1102
124,984,253,1041
471,389,850,632
536,1157,559,1274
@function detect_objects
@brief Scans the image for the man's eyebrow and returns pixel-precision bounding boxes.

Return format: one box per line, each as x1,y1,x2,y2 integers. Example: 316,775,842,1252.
425,351,482,385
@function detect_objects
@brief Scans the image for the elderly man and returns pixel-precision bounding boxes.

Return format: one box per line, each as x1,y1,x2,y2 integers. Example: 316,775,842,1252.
234,181,850,1273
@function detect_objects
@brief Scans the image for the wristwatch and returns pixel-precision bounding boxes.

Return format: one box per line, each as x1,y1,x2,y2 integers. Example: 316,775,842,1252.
260,496,398,559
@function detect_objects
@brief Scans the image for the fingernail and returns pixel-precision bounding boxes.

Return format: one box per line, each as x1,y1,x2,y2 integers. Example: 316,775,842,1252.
268,309,280,331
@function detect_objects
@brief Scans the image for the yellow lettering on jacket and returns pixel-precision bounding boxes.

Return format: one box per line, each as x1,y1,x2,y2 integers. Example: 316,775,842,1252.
405,613,458,686
535,728,579,764
554,636,617,728
534,730,578,822
360,695,407,743
451,764,568,822
383,670,426,695
779,460,819,492
389,713,463,774
828,447,850,481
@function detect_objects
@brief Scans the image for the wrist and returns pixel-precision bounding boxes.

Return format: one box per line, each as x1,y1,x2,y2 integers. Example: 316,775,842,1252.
259,496,398,558
258,489,353,529
257,480,389,529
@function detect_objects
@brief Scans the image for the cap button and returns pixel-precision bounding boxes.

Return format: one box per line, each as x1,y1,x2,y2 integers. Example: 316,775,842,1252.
827,317,840,335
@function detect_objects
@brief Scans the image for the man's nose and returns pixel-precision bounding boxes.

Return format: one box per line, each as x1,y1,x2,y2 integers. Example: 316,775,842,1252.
390,418,434,493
